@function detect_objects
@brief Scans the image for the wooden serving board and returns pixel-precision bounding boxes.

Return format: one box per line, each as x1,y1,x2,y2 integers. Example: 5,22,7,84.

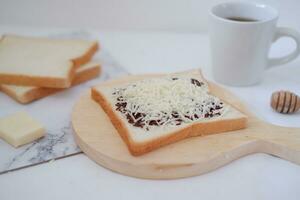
72,74,300,179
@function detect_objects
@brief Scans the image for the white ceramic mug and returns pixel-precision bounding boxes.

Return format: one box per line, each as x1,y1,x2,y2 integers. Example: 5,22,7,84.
209,2,300,86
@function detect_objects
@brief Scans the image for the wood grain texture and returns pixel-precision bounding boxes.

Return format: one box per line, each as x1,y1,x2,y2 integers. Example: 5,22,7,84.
72,73,300,179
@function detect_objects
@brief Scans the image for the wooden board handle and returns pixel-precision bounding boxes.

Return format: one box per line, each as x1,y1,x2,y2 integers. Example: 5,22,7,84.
254,124,300,165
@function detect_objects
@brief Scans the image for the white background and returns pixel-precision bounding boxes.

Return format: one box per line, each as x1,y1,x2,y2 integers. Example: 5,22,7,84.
0,0,299,32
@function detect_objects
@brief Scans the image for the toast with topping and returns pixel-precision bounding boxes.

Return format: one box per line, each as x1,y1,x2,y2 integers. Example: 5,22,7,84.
91,70,247,156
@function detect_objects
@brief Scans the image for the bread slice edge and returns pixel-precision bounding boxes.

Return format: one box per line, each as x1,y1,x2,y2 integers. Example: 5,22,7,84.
1,63,101,104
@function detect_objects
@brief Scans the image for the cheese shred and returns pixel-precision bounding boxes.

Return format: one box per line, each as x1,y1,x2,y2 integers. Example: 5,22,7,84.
112,77,226,130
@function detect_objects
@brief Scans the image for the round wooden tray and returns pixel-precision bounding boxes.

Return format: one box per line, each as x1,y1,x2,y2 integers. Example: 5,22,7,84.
72,75,300,179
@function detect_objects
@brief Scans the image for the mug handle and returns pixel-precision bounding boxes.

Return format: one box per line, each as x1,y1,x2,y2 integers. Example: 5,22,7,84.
268,27,300,68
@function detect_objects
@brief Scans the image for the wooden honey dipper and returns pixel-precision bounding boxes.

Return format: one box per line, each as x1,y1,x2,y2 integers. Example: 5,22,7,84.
271,90,300,114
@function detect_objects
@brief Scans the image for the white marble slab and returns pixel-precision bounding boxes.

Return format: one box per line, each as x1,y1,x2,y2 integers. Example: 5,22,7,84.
0,31,128,174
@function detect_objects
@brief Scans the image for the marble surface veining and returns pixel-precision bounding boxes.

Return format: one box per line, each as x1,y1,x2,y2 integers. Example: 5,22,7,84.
0,31,128,174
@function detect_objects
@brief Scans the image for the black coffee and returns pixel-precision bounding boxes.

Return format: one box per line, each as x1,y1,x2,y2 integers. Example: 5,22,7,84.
226,17,258,22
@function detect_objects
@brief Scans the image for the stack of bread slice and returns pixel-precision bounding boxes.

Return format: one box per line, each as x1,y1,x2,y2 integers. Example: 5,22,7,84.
0,34,101,104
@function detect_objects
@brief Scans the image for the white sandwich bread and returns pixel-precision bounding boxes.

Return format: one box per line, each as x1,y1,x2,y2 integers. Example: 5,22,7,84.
0,34,99,88
0,62,101,104
91,70,247,156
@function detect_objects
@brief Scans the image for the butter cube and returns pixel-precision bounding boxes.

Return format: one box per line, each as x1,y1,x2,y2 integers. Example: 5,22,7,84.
0,112,45,147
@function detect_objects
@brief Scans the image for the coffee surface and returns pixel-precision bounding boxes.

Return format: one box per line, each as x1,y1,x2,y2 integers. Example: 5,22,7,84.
226,17,258,22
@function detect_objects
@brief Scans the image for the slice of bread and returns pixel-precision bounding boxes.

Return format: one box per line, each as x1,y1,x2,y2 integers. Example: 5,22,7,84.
91,70,247,156
0,62,101,104
0,34,99,88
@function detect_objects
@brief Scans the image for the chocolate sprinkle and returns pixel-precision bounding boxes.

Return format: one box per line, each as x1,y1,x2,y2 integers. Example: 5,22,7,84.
114,78,223,130
191,78,204,87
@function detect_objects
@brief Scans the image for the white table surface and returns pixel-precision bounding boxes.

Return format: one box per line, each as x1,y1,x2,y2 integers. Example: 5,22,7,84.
0,28,300,200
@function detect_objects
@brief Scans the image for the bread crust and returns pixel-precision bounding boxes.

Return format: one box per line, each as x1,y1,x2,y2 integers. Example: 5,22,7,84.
0,41,99,88
1,64,101,104
91,85,247,156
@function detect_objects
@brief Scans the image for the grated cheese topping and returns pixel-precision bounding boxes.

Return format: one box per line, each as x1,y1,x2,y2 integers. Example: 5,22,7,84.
112,77,226,131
